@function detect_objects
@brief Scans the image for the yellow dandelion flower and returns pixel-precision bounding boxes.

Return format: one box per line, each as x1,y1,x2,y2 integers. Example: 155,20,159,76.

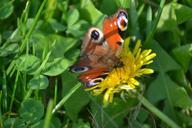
87,37,156,106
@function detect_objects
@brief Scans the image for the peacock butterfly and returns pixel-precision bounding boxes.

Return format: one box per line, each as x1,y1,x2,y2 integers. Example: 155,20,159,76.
70,9,128,88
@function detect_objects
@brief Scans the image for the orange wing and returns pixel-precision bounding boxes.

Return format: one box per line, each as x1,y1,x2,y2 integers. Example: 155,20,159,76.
70,9,128,88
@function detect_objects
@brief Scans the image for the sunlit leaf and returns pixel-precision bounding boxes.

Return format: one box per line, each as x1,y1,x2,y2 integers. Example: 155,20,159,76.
173,3,192,24
0,43,19,57
43,58,70,76
157,3,177,31
67,8,79,26
80,0,104,26
15,55,41,74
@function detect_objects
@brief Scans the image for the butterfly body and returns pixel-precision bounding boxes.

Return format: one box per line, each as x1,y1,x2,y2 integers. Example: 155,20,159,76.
71,9,128,87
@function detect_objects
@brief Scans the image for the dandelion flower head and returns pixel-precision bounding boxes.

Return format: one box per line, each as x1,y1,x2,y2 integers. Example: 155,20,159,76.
86,37,156,105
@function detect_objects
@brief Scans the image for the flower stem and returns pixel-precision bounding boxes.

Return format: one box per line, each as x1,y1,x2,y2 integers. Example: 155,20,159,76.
137,94,180,128
52,83,81,114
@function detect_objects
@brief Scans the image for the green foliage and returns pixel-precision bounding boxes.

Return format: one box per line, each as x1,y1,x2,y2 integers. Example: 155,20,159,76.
0,0,14,20
0,0,192,128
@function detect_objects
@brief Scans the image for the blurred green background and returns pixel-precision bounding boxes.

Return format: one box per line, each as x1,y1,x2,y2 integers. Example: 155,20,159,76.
0,0,192,127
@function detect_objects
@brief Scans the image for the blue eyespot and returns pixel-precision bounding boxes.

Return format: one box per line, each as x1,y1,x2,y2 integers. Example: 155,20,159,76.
70,66,89,73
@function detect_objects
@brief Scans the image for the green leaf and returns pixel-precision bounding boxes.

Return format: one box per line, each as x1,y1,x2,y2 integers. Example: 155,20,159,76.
169,86,192,108
51,117,61,128
0,43,19,57
72,119,90,128
66,22,83,37
12,118,27,128
172,44,192,72
62,72,89,121
49,35,78,58
100,0,117,15
147,72,192,108
28,75,49,90
157,3,177,31
177,111,192,127
147,71,192,123
146,74,166,104
48,19,66,32
89,95,138,128
43,58,70,76
115,0,130,8
0,2,14,19
150,40,181,72
129,0,140,36
146,6,152,35
15,55,41,74
32,34,78,59
31,120,56,128
19,99,44,124
7,29,22,43
67,8,79,26
3,118,28,128
80,0,104,26
66,20,89,38
173,3,192,24
169,70,191,91
146,73,178,121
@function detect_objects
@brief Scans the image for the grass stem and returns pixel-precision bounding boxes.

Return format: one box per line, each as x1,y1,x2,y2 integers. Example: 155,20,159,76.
52,83,81,114
138,94,180,128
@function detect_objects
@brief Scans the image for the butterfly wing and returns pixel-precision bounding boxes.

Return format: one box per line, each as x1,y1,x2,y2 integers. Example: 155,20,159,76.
70,27,111,87
70,9,128,88
103,9,128,56
70,54,110,88
79,67,109,88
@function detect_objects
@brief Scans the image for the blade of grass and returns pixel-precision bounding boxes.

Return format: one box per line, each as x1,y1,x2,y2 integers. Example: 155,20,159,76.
24,89,33,100
52,83,81,114
0,104,2,128
144,0,165,47
44,0,56,20
43,100,54,128
20,0,48,52
34,40,56,75
9,71,20,117
130,0,140,36
138,94,180,128
6,0,48,76
89,95,118,128
6,1,30,76
146,6,152,35
137,3,145,18
53,79,58,106
2,67,7,112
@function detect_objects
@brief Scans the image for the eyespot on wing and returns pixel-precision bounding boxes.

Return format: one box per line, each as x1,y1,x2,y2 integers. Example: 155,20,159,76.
70,66,89,73
89,28,104,44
